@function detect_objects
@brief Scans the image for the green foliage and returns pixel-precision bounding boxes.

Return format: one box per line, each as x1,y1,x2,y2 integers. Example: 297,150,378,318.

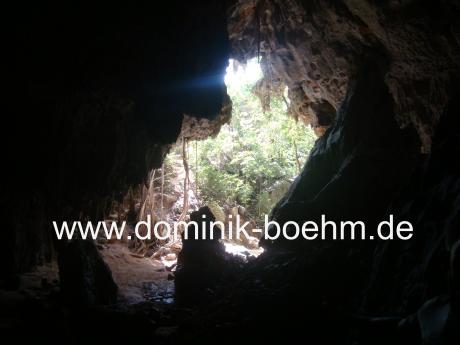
255,180,292,217
191,66,316,223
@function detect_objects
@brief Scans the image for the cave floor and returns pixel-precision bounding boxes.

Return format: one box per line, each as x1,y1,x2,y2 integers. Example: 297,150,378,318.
100,243,175,305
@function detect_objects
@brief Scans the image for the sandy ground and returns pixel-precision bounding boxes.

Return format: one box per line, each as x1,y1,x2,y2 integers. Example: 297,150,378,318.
100,244,174,304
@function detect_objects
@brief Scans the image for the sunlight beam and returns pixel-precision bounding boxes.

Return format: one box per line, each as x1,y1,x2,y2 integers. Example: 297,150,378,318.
224,58,263,90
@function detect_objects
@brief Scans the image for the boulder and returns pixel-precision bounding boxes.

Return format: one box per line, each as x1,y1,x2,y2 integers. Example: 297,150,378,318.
175,206,225,305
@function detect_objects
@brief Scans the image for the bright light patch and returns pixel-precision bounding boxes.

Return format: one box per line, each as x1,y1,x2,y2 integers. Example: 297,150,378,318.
224,58,262,90
223,242,264,259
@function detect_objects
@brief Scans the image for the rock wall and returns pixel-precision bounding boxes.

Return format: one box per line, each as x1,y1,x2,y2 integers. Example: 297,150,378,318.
220,0,460,342
229,0,460,150
2,1,232,286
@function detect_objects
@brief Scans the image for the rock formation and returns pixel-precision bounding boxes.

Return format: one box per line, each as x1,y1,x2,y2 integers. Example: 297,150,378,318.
2,1,460,344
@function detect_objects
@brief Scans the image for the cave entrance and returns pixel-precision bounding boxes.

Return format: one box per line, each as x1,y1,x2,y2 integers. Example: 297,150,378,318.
99,59,316,304
177,58,316,257
128,58,316,262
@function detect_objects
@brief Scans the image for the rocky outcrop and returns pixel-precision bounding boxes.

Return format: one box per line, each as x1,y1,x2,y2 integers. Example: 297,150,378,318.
362,74,460,316
179,95,232,141
268,53,420,245
174,206,225,305
228,0,460,150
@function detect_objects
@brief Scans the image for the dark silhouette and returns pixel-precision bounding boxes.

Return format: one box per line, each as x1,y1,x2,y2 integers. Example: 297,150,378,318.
175,206,225,305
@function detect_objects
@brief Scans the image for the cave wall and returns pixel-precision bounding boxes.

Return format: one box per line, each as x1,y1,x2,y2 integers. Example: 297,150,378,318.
2,1,232,284
229,0,460,150
225,0,460,338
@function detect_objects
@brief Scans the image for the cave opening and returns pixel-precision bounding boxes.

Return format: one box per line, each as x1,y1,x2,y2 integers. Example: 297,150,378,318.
5,1,460,343
96,57,317,305
160,58,316,255
189,57,317,256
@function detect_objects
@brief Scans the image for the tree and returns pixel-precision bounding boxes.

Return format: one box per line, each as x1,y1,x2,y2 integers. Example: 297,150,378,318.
191,64,316,223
